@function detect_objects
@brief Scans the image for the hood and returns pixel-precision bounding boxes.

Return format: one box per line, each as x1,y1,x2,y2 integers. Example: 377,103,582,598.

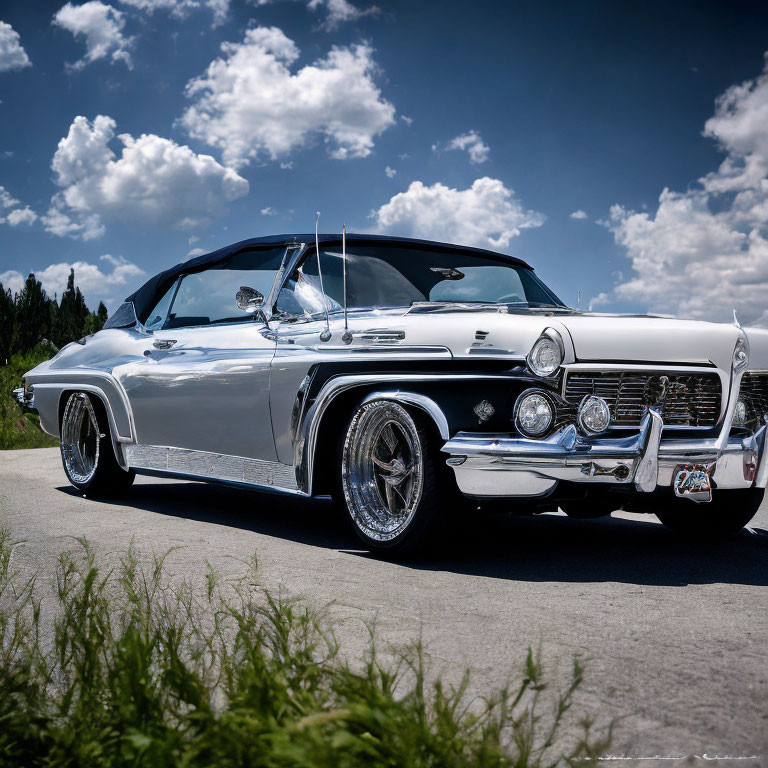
386,309,741,372
558,313,740,372
745,326,768,370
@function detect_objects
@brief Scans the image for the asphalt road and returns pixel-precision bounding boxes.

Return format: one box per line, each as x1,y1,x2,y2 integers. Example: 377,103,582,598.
1,447,767,764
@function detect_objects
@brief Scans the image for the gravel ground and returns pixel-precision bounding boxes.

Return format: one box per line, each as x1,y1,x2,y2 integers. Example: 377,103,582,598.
1,447,767,766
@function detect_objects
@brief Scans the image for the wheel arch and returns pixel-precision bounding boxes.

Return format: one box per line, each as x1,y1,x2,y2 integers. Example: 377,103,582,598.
308,384,450,497
56,386,130,471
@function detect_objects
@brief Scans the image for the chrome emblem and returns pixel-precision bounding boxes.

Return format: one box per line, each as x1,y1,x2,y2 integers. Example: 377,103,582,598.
650,375,687,408
473,399,495,423
673,463,714,503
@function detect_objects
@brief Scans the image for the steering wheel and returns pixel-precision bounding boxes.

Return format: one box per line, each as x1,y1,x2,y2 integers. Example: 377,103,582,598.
496,293,524,304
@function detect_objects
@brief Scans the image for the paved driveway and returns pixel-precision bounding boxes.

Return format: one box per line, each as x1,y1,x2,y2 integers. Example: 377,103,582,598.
1,447,766,762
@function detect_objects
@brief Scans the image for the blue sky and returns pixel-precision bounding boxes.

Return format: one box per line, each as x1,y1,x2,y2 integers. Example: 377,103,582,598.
1,0,768,323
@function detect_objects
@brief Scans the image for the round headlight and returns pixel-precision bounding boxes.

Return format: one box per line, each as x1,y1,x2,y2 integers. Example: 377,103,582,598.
577,395,611,434
515,391,554,437
528,336,562,377
733,398,748,427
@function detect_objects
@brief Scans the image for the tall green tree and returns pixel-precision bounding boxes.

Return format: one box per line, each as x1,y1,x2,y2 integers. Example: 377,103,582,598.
96,301,108,330
10,274,50,355
0,284,14,364
53,269,90,346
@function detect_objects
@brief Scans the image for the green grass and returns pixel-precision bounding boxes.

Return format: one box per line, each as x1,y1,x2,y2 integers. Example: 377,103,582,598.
0,344,58,450
0,530,610,767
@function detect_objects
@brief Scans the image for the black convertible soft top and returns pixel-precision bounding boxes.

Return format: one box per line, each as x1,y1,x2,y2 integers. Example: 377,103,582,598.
125,233,533,324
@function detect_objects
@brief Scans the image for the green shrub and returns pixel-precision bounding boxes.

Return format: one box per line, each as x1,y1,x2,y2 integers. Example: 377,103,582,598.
0,531,610,767
0,342,59,450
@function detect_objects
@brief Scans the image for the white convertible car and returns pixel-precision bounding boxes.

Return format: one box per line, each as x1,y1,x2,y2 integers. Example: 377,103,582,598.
14,233,768,552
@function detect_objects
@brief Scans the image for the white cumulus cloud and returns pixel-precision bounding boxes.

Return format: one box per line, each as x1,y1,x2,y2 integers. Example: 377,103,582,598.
605,52,768,325
0,255,144,311
570,209,588,220
307,0,379,30
5,206,37,226
52,1,133,70
0,21,31,71
384,165,396,178
0,186,19,209
43,115,249,240
439,130,490,164
0,185,38,228
179,26,396,168
374,177,544,250
117,0,230,26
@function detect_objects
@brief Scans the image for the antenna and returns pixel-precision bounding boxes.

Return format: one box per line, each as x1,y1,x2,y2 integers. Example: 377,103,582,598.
315,211,332,342
341,223,353,344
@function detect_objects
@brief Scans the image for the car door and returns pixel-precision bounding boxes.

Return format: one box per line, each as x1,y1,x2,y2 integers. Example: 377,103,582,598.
117,247,286,462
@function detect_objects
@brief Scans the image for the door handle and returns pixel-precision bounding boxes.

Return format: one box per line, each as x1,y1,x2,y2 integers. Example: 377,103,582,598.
152,338,177,350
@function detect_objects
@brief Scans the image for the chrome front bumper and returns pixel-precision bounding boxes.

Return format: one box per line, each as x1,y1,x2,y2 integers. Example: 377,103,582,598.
443,410,768,498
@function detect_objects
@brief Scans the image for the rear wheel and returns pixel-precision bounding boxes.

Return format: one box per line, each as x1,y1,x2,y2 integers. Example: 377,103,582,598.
655,487,764,537
60,392,135,497
339,400,442,555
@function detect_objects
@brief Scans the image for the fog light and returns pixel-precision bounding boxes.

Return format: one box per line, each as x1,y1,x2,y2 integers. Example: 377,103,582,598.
578,395,611,434
733,399,748,427
515,391,554,437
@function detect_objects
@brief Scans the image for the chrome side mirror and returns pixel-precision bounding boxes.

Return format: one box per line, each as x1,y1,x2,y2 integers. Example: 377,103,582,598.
236,286,265,314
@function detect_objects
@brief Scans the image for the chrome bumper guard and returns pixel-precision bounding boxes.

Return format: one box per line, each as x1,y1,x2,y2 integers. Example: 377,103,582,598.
12,386,36,414
443,410,768,499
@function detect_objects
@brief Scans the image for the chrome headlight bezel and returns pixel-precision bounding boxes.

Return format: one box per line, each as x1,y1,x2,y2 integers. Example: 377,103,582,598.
514,388,555,438
527,332,564,378
733,334,750,373
577,394,612,435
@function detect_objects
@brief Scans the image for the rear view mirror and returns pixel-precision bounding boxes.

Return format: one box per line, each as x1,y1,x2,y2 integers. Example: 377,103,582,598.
236,286,265,313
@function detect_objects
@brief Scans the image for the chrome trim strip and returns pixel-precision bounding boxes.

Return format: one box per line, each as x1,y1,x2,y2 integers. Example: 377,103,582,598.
360,391,450,440
287,345,453,356
124,444,300,492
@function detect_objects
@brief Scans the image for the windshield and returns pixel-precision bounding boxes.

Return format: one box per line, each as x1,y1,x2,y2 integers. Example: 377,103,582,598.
276,245,564,317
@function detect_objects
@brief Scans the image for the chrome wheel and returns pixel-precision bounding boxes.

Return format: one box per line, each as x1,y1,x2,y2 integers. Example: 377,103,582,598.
61,393,101,486
342,402,424,542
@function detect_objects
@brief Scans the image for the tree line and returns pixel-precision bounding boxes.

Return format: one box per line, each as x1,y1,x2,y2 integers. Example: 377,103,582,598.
0,269,109,365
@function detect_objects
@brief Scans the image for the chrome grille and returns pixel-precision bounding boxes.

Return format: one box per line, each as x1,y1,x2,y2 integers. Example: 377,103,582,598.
739,372,768,424
563,371,722,428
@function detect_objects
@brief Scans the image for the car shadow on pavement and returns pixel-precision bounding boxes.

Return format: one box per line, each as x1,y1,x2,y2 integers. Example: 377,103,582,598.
58,480,768,588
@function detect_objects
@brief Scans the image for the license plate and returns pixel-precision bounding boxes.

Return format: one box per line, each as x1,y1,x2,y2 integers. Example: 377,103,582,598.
673,464,713,503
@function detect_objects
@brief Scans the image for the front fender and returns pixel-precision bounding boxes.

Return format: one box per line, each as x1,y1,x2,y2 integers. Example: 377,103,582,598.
24,370,135,471
296,371,540,496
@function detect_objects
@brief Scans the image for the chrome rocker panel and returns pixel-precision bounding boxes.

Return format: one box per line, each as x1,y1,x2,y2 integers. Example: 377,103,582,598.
124,444,301,494
443,410,768,498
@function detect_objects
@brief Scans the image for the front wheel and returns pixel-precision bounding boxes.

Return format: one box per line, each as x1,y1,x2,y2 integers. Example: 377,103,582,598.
60,392,135,497
339,400,442,555
655,487,764,538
